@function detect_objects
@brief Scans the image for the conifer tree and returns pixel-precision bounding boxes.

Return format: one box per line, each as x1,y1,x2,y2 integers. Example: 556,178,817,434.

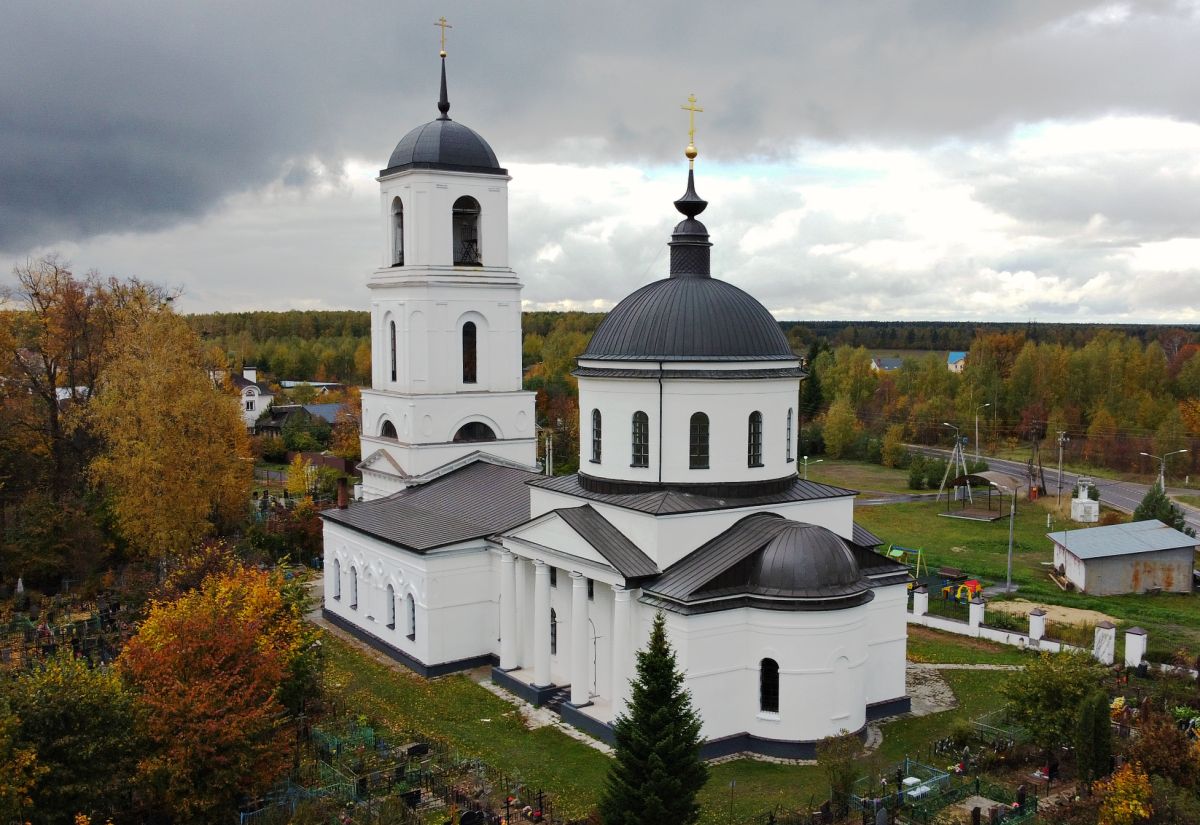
599,612,707,825
1133,482,1196,537
1074,690,1112,787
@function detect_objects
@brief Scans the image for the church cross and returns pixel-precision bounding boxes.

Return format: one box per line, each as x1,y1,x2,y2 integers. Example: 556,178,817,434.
435,16,452,57
681,93,703,164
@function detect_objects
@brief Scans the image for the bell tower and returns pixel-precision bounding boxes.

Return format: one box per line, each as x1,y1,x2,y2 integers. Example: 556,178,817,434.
359,26,537,499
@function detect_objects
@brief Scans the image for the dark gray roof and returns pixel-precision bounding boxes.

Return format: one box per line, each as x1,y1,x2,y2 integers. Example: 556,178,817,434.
322,460,539,551
645,513,872,609
303,403,344,424
384,119,504,175
853,523,883,548
231,373,271,393
579,277,795,362
573,366,804,380
528,474,856,515
554,505,659,578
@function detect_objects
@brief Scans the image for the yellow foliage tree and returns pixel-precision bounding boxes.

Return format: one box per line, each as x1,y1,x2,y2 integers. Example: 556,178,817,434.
89,310,252,560
285,454,314,498
822,397,861,459
1094,762,1153,825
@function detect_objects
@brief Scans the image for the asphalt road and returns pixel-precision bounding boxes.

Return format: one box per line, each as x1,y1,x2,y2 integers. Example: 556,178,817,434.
910,445,1200,534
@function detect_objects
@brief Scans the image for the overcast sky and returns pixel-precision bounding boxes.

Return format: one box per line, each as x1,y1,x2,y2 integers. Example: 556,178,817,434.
3,1,1200,323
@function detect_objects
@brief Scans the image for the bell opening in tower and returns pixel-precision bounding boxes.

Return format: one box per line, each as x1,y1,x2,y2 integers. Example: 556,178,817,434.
452,196,482,266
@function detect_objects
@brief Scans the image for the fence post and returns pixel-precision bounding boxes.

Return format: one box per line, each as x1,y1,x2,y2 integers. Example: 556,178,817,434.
968,597,985,636
913,586,928,618
1123,627,1147,668
1027,608,1046,644
1093,621,1116,665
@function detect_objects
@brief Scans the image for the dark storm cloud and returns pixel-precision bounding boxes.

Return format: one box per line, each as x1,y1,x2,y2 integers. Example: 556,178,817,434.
4,0,1200,253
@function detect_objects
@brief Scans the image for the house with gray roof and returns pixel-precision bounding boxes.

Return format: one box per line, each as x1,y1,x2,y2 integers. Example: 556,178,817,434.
1048,519,1196,595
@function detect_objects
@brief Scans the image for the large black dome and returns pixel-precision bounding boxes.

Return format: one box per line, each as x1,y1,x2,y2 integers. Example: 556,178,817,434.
383,119,504,175
749,522,867,599
581,276,794,362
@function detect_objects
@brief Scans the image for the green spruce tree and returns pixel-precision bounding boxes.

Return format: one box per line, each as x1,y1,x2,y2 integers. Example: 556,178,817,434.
1133,481,1196,537
1073,690,1112,787
599,612,708,825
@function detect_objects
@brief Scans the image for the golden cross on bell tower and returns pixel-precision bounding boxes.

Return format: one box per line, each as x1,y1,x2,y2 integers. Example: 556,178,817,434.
435,16,452,57
681,93,703,167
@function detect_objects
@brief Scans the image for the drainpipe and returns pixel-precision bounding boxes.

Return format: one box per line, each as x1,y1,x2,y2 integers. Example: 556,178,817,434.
658,361,664,484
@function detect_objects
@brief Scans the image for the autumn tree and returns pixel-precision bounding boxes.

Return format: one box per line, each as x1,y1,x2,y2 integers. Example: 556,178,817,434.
0,698,43,823
119,567,317,821
817,731,868,819
1094,762,1153,825
822,396,861,459
881,423,908,467
5,652,140,824
1003,651,1103,757
89,309,252,560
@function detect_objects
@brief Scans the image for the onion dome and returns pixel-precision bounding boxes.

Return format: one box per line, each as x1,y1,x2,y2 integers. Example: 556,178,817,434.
382,56,505,176
580,167,792,362
748,523,867,599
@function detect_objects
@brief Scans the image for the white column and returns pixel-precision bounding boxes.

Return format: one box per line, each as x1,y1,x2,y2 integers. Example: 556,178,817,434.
1124,627,1147,668
514,557,528,668
1094,621,1116,665
912,586,929,617
570,572,590,706
533,561,552,687
611,585,632,714
968,597,985,634
499,551,516,670
1028,608,1046,643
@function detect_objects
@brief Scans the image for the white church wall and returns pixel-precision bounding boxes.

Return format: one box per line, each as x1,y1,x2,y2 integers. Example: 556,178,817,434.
861,583,908,704
659,603,872,744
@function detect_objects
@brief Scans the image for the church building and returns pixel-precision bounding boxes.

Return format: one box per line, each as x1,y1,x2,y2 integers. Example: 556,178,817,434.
322,41,910,758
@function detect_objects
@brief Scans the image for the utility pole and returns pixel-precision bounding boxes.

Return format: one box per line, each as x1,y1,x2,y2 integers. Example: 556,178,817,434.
1056,431,1069,506
975,402,991,463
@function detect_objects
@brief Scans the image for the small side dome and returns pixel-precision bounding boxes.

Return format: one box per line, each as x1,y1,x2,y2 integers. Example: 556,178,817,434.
384,119,504,175
749,523,866,598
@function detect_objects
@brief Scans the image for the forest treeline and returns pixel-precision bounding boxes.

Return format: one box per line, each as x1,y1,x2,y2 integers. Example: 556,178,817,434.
185,309,1200,477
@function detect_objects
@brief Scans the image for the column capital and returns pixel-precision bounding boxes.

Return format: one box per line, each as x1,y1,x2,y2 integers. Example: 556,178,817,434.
570,570,586,584
533,559,548,571
611,584,631,600
500,548,515,561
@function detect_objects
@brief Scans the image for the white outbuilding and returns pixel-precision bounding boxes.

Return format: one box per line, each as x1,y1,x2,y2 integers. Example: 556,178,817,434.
321,48,910,758
1049,519,1196,596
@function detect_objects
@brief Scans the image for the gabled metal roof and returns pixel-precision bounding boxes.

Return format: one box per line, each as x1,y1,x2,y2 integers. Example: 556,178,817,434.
1048,519,1196,560
528,474,856,516
322,459,539,552
554,505,659,578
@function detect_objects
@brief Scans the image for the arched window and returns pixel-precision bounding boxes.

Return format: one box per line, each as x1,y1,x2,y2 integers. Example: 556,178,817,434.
453,421,497,442
452,196,482,265
631,411,649,467
550,608,558,655
462,321,478,384
333,558,342,600
391,197,404,266
381,420,398,439
390,320,397,382
350,567,358,610
760,658,780,714
406,593,416,640
590,409,602,463
386,584,396,629
786,408,794,462
748,411,763,467
689,413,709,469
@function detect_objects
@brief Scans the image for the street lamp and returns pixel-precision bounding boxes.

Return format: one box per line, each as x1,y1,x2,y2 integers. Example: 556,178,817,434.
1139,449,1188,490
990,481,1019,594
802,455,822,480
975,403,991,462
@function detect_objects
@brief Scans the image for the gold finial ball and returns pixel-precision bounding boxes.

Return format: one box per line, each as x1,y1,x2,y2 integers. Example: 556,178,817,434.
685,143,698,161
440,49,447,58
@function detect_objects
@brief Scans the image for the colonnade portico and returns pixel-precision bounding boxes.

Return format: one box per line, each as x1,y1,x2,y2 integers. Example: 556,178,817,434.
497,549,633,714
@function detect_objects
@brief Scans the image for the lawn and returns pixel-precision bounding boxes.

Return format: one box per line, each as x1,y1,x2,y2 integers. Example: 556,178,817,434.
906,625,1032,666
855,499,1200,658
322,626,1022,823
805,459,921,496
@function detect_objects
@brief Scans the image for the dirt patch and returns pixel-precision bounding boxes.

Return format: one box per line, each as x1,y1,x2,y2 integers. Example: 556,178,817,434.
905,663,957,716
988,598,1115,627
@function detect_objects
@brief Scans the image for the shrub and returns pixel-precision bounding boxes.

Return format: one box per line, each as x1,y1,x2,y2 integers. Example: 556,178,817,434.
881,424,908,468
924,457,948,489
908,455,927,490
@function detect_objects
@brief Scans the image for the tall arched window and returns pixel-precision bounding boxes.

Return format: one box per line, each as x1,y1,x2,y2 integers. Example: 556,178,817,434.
760,658,780,714
391,197,404,266
333,558,342,600
452,196,482,265
748,411,763,467
590,409,602,463
689,413,709,469
631,411,649,467
786,408,794,462
381,420,398,439
462,321,478,384
389,320,397,382
406,593,416,640
350,567,358,610
550,608,558,655
386,584,396,629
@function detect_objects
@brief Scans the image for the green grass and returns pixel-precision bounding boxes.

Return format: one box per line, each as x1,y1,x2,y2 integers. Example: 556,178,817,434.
856,499,1200,657
906,625,1032,666
805,460,921,496
323,625,1026,822
1172,494,1200,509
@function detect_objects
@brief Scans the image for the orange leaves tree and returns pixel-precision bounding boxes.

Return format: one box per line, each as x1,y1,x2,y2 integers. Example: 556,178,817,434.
1094,762,1153,825
119,566,317,822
